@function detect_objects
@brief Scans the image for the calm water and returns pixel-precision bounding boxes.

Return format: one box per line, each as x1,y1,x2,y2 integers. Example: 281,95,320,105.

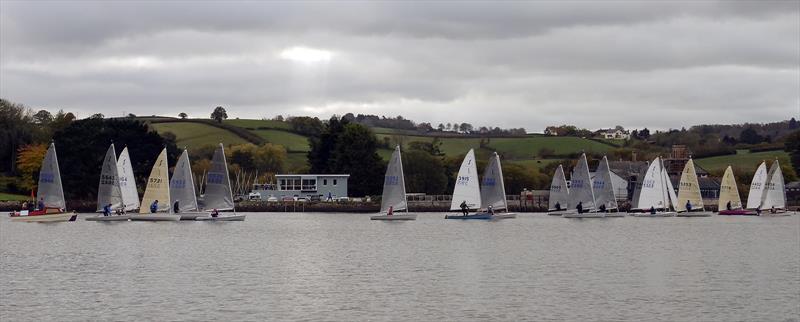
1,213,798,321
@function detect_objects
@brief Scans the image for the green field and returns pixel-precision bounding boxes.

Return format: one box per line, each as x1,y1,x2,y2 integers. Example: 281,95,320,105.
151,122,248,148
285,152,309,172
224,119,291,130
695,150,790,173
251,129,310,152
0,192,29,201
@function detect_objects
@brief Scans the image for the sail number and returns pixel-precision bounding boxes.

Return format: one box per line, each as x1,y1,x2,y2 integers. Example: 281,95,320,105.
171,179,187,189
482,178,496,186
100,174,117,185
207,173,225,185
385,175,400,186
456,176,470,186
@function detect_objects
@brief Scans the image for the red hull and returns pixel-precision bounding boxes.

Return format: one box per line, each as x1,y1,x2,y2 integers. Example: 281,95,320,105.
718,209,757,216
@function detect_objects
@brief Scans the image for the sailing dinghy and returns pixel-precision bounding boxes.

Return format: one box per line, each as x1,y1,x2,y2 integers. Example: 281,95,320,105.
548,164,570,216
371,145,416,220
563,153,603,218
196,143,245,221
11,143,77,222
477,152,515,219
745,161,769,215
759,159,791,216
445,149,491,219
675,158,711,217
130,148,180,221
592,156,623,217
632,157,677,217
170,148,203,220
717,166,754,215
117,146,140,212
87,144,130,221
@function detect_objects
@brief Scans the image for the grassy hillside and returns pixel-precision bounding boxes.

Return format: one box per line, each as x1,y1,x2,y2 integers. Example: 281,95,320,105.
695,150,790,173
224,119,291,130
0,192,29,201
251,129,310,152
151,122,248,148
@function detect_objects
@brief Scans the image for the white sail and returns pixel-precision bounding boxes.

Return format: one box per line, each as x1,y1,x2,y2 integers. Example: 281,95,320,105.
676,158,704,211
761,160,786,209
661,158,679,210
548,164,570,211
630,162,648,210
36,143,66,210
139,148,171,214
636,157,668,210
568,153,595,210
718,166,742,210
480,152,508,210
449,149,481,210
380,145,408,212
592,156,618,210
97,144,123,211
746,162,768,209
203,143,235,211
170,149,199,212
117,147,140,211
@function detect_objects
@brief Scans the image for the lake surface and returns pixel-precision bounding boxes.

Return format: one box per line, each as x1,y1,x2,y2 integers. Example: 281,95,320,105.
1,213,798,321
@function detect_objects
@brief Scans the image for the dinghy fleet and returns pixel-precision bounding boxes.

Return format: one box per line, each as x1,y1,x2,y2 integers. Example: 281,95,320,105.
10,142,244,222
8,143,794,222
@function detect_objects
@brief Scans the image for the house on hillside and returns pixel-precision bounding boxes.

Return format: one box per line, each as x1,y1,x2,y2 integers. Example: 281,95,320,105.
544,126,559,136
596,128,630,140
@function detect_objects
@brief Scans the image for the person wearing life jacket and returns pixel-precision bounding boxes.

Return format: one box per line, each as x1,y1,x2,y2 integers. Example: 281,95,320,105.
173,200,180,214
150,200,159,213
387,206,393,216
460,200,468,216
576,201,583,214
103,204,112,216
686,200,693,212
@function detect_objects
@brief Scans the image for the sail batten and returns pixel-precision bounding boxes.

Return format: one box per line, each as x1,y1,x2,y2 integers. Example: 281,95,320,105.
480,152,507,210
139,148,171,214
97,144,123,211
170,149,199,212
450,149,481,211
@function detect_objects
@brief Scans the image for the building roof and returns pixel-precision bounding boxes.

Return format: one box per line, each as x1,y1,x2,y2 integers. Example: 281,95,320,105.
607,160,648,180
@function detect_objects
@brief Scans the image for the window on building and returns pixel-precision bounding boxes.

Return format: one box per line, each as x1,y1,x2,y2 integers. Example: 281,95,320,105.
333,179,337,186
323,179,327,186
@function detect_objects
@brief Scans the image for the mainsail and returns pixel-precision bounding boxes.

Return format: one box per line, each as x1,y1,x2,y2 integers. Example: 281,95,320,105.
117,147,140,211
661,158,678,210
592,156,618,210
170,149,199,212
449,149,481,210
761,160,786,209
636,157,667,210
746,162,768,209
480,152,508,211
675,158,704,211
548,164,569,211
97,144,123,211
203,143,235,211
139,148,171,214
37,143,66,210
380,145,407,213
718,166,742,210
568,153,595,210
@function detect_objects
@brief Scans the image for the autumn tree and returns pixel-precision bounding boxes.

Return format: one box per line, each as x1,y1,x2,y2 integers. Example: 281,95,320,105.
16,144,48,192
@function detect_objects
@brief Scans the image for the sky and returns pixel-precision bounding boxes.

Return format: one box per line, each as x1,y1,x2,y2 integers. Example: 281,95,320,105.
1,1,798,132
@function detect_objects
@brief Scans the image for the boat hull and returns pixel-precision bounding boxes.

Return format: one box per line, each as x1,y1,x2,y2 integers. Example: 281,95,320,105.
177,212,205,220
86,214,131,221
632,212,676,217
563,212,605,218
493,213,516,219
602,212,626,217
445,213,493,220
10,212,77,222
759,209,792,217
718,209,757,216
370,214,417,220
196,215,246,221
676,211,712,217
547,210,570,216
129,214,181,221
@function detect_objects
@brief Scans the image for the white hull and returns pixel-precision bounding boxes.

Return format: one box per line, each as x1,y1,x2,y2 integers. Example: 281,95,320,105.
492,213,516,219
548,210,570,216
602,212,626,217
129,214,181,221
676,211,712,217
86,214,131,221
196,215,246,221
759,210,793,217
11,212,76,222
563,212,605,218
632,212,676,217
178,212,205,220
370,214,417,220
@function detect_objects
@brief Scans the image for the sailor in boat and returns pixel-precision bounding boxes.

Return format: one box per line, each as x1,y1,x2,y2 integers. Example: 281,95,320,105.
387,206,393,216
555,202,562,211
726,201,732,211
770,206,776,214
173,200,180,214
103,204,112,216
460,200,468,216
21,201,28,211
686,200,693,212
488,205,494,215
150,200,159,213
211,209,219,218
650,206,656,215
599,204,606,212
115,205,125,215
37,198,45,211
576,201,583,214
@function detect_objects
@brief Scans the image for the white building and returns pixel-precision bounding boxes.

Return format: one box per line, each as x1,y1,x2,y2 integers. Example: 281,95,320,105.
597,129,630,140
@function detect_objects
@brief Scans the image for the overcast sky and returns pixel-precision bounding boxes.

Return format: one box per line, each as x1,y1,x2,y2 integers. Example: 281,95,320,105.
1,1,798,132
